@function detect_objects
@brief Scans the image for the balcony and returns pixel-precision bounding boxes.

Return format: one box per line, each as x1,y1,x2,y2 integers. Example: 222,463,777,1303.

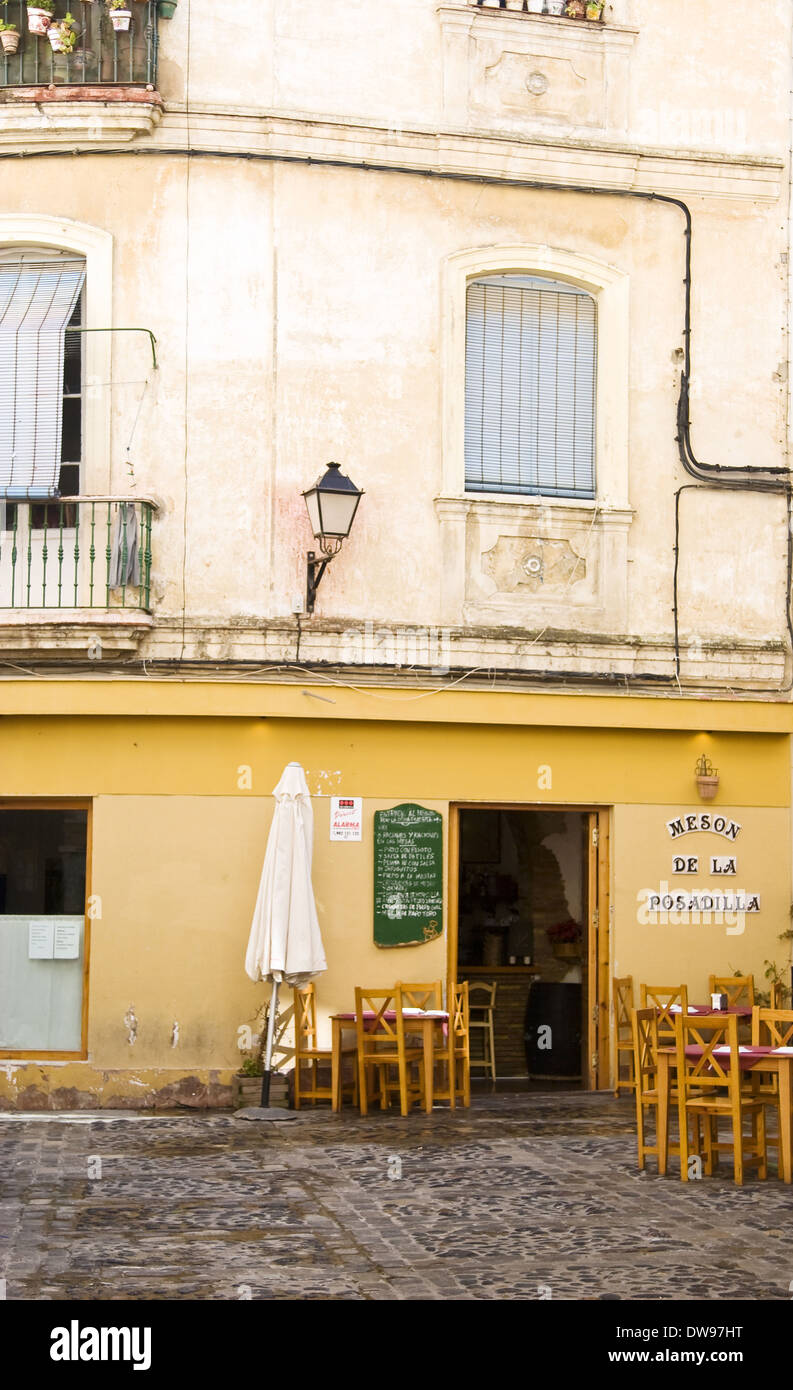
0,1,162,143
0,496,157,657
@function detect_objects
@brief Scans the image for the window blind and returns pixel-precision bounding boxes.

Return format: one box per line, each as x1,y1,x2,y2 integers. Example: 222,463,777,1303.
464,275,597,499
0,259,86,499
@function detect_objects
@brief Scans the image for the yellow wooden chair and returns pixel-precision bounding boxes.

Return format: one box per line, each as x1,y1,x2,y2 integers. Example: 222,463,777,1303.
397,979,443,1010
631,1007,662,1171
613,976,635,1097
640,983,688,1046
293,982,356,1109
709,974,755,1008
747,1007,793,1159
355,986,425,1117
468,980,497,1080
431,982,471,1110
675,1012,767,1185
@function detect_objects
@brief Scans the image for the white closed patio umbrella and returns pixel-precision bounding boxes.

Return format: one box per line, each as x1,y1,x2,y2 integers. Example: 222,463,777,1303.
244,761,327,1111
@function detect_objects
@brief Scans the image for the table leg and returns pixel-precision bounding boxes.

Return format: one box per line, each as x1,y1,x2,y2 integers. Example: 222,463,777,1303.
778,1058,792,1183
657,1051,670,1177
423,1019,434,1114
331,1018,342,1113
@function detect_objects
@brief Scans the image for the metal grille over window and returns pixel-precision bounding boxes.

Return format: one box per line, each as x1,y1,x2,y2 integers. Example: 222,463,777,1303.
464,275,597,499
0,258,86,499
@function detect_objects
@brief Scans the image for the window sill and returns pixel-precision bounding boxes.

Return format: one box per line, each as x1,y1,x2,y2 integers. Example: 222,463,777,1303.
435,494,634,526
0,610,153,658
0,85,162,143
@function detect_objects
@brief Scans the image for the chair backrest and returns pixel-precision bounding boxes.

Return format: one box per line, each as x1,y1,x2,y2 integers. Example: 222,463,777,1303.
631,1007,658,1095
468,981,497,1010
452,981,469,1040
640,984,688,1039
709,974,754,1008
354,986,404,1053
613,976,634,1035
294,982,317,1057
751,1006,793,1047
674,1011,741,1101
397,979,443,1010
770,982,785,1010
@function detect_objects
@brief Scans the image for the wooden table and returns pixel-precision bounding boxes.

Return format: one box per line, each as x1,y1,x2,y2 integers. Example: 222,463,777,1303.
657,1045,793,1182
330,1011,448,1114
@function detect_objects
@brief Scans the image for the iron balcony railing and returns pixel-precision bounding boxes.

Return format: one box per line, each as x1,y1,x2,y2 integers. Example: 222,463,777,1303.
0,2,158,89
0,497,156,611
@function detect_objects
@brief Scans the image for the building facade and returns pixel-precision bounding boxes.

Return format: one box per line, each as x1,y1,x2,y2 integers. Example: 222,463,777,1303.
0,0,791,1106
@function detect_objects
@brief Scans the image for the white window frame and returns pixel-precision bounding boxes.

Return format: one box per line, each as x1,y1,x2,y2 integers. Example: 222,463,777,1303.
441,244,630,511
0,215,112,497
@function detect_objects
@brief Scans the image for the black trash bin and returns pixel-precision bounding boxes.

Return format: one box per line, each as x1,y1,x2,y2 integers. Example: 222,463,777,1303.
524,981,582,1080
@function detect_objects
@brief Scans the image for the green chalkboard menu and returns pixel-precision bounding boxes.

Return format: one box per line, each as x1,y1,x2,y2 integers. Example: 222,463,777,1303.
373,803,443,948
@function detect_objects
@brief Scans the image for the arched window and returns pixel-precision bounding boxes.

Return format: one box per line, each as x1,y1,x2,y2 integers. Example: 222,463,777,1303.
0,246,85,504
464,274,597,499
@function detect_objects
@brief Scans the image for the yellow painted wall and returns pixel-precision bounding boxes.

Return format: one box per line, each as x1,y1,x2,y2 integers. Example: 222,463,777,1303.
0,711,790,1104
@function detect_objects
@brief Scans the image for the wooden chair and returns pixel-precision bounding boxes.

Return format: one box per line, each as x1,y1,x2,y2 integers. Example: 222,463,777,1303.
631,1007,661,1170
675,1012,767,1185
770,982,785,1010
354,986,425,1117
748,1007,793,1157
397,980,443,1010
709,974,755,1008
468,981,497,1080
293,982,356,1109
640,984,688,1045
432,982,470,1110
613,976,635,1097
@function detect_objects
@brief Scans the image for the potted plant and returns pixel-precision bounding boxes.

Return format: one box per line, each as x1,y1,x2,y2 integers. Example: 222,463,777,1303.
0,20,20,53
505,1,525,11
48,12,77,52
547,919,583,959
26,0,53,36
107,0,132,31
157,0,177,13
527,0,545,11
585,0,603,18
694,753,719,801
565,0,586,17
547,0,565,13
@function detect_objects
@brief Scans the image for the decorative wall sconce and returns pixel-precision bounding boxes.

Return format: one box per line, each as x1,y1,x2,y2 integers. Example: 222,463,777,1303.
301,461,364,614
694,754,720,801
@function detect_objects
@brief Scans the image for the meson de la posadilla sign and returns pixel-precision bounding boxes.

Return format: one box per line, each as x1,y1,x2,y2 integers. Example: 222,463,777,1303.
666,813,741,840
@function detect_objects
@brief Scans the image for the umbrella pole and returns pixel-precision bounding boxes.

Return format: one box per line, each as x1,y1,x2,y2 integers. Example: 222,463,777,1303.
259,980,279,1108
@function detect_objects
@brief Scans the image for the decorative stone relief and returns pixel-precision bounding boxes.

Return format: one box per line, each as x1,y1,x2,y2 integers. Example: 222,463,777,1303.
438,5,638,137
482,534,586,595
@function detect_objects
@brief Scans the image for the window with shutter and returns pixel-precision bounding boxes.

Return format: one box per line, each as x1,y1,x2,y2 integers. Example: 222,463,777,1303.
0,250,86,505
464,274,597,499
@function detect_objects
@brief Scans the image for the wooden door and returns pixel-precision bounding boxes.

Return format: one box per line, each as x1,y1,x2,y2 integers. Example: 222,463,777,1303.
586,810,611,1089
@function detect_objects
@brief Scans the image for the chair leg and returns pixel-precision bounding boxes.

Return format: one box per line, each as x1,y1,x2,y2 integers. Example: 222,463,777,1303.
488,1015,496,1080
635,1097,646,1170
399,1059,409,1117
358,1054,369,1116
294,1060,302,1110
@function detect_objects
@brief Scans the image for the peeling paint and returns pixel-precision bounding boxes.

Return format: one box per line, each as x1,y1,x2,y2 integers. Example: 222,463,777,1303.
124,1007,138,1045
170,1021,180,1048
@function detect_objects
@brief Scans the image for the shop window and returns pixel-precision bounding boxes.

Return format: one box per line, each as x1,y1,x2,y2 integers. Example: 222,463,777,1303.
0,807,88,1054
464,274,597,499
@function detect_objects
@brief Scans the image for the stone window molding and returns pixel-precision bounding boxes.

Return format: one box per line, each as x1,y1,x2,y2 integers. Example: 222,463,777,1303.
0,214,112,495
436,243,632,631
440,243,630,508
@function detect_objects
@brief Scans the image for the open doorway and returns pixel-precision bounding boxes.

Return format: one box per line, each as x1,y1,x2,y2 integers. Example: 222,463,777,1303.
453,806,608,1090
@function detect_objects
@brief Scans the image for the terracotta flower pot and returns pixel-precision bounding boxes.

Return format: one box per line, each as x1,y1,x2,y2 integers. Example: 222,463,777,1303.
586,2,603,18
566,0,586,16
110,8,132,29
0,30,21,53
27,7,52,36
48,26,73,53
695,774,720,801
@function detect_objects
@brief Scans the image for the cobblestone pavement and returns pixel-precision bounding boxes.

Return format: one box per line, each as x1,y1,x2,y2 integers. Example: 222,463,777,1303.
1,1092,792,1301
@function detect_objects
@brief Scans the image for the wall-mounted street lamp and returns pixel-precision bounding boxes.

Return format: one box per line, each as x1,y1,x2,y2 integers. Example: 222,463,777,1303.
302,461,364,614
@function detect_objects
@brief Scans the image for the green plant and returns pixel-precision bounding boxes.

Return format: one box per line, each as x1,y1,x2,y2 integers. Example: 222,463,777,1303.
0,20,18,30
30,0,55,11
238,1055,264,1078
107,0,129,8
